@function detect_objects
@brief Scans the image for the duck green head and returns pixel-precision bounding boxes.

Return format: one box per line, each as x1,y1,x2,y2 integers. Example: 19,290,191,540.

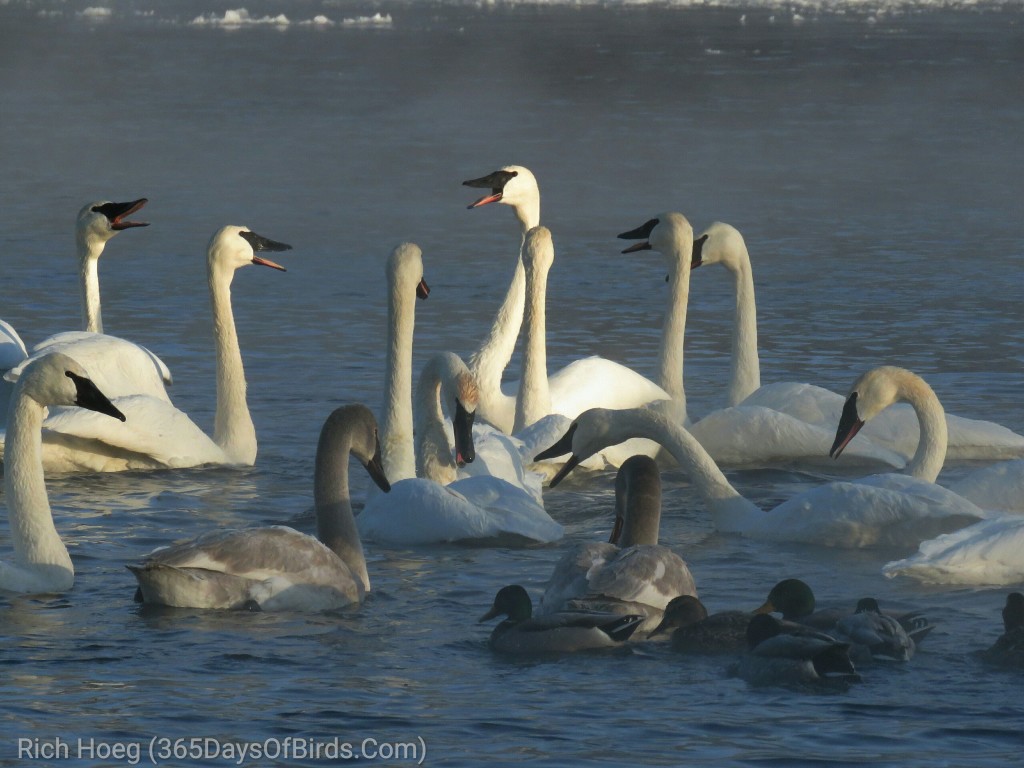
479,585,533,624
649,595,708,638
755,578,816,621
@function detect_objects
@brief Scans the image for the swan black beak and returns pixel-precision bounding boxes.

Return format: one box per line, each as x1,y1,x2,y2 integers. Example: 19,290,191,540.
617,218,659,253
417,278,430,300
363,438,391,492
830,392,865,459
691,233,709,269
240,230,292,272
96,198,149,230
533,423,577,463
453,399,476,467
463,169,518,209
66,371,126,422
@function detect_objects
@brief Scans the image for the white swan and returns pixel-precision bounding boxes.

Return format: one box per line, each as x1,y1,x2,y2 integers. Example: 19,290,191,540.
539,454,698,634
536,368,997,549
464,166,669,436
617,214,904,469
0,319,28,421
1,352,126,594
10,199,172,402
882,515,1024,586
128,404,391,611
693,221,1024,463
947,459,1024,514
357,243,562,546
2,226,291,472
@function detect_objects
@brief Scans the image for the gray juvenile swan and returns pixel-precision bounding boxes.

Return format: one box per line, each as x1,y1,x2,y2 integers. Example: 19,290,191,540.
128,404,390,611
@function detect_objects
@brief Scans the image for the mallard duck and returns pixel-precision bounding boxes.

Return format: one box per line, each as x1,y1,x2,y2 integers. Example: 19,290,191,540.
833,598,916,661
649,595,751,654
734,614,859,687
978,592,1024,668
479,585,644,655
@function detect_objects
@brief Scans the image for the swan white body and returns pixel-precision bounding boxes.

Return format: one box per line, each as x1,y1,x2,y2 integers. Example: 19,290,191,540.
947,459,1024,514
625,216,903,469
540,455,698,634
883,515,1024,586
12,200,173,401
693,221,1024,463
358,243,562,546
464,166,669,440
0,319,28,421
1,353,126,594
541,368,997,550
1,226,291,472
129,404,390,611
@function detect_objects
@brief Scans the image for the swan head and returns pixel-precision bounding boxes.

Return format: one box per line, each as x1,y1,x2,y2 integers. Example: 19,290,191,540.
479,584,533,623
754,578,816,621
612,454,662,547
534,407,642,487
76,198,149,255
15,352,125,421
319,404,390,493
691,221,747,271
618,212,694,269
831,366,921,460
463,165,539,213
387,242,430,300
208,225,292,275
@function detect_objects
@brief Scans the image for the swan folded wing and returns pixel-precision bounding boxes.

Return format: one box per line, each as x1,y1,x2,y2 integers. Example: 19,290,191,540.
134,527,363,610
546,356,670,418
883,515,1024,586
949,459,1024,513
539,542,617,613
357,479,498,544
690,405,905,469
765,478,988,549
16,332,172,401
944,414,1024,461
0,320,27,370
585,545,697,610
457,422,545,504
451,474,563,543
40,395,226,468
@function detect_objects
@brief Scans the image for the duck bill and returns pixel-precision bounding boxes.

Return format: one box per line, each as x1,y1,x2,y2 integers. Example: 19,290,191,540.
830,393,864,459
478,606,500,623
453,400,476,467
66,371,126,422
362,439,391,492
753,600,774,615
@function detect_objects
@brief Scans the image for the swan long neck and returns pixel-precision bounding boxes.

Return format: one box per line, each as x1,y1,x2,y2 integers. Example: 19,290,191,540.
515,242,551,433
3,392,73,590
899,375,947,482
614,410,761,533
209,263,257,464
658,248,691,422
314,430,369,593
726,245,760,407
414,357,458,485
381,267,417,482
77,235,105,334
469,204,538,433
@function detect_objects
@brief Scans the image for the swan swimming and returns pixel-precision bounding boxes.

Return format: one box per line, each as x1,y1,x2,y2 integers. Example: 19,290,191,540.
617,214,904,469
692,221,1024,463
1,352,126,594
128,404,391,611
8,199,173,403
463,166,669,437
538,454,698,635
2,226,292,472
537,367,997,549
357,242,562,546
